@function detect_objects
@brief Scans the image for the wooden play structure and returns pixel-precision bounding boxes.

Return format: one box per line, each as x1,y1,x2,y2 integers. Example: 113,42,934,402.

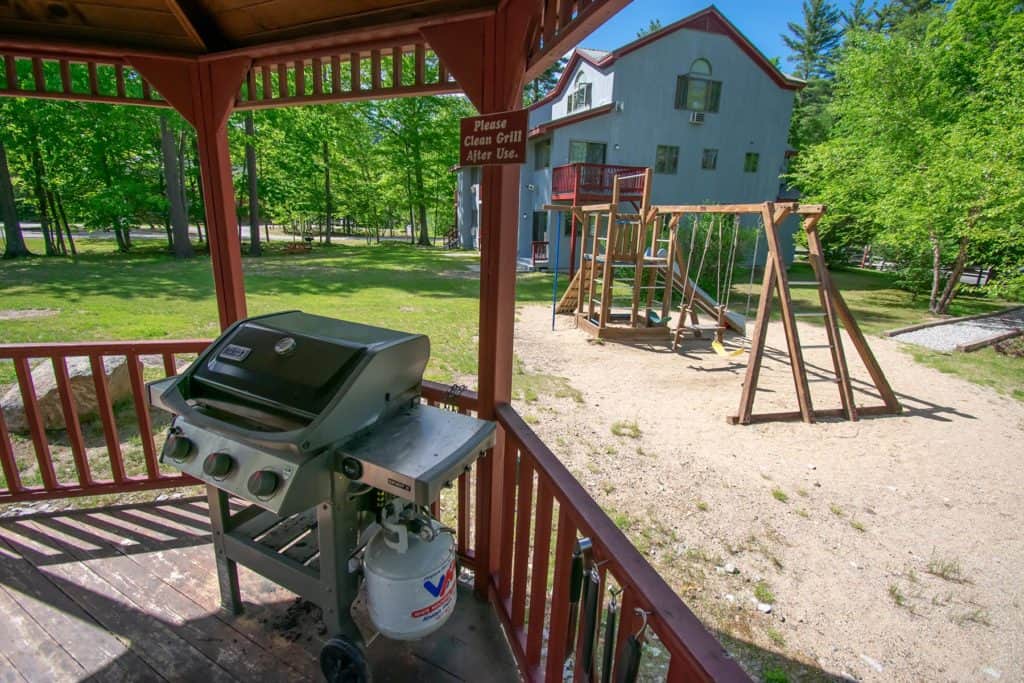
546,173,901,426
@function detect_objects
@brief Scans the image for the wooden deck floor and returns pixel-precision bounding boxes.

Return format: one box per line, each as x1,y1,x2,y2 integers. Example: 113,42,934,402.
0,497,519,682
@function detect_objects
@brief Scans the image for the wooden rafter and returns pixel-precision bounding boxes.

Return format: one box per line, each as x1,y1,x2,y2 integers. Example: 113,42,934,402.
164,0,228,52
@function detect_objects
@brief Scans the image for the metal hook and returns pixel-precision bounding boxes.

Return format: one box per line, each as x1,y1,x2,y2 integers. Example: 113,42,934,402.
633,608,650,639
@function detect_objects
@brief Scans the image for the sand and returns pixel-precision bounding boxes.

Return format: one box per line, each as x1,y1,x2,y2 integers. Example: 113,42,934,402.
512,304,1024,682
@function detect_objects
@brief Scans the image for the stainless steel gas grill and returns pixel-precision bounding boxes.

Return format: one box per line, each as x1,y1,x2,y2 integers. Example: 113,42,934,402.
147,311,496,681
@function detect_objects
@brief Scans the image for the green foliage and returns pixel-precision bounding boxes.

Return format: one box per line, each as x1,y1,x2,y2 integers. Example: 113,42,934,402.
790,0,1024,310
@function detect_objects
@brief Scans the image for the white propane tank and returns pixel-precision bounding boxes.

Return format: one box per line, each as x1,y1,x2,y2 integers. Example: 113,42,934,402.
363,504,457,641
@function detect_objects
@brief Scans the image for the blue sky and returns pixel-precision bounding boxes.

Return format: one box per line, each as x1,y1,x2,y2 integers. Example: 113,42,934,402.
582,0,856,69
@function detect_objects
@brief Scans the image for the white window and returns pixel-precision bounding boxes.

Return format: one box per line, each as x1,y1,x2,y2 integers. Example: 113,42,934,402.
675,58,722,113
567,71,592,113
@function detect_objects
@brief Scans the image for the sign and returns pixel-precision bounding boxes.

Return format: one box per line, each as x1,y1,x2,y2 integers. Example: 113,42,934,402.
459,109,528,167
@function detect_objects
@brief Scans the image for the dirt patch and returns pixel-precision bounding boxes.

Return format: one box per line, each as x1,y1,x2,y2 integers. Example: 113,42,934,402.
0,309,59,321
995,336,1024,358
513,304,1024,682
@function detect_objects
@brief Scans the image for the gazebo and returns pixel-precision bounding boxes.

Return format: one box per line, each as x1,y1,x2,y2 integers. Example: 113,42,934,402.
0,2,748,680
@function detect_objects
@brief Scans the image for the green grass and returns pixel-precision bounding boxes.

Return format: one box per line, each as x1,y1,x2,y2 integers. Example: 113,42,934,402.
0,238,556,386
926,553,967,583
610,419,641,438
754,581,775,604
771,487,788,503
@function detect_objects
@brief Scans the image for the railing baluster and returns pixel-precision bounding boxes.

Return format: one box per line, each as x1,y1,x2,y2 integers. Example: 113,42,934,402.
127,353,159,479
330,55,341,94
162,352,177,377
392,46,402,88
311,57,323,96
524,481,553,669
613,587,639,679
277,63,288,99
90,354,126,482
141,79,152,100
414,43,425,85
52,356,91,487
430,498,440,519
87,61,98,95
261,65,272,100
510,457,534,629
115,64,126,98
497,435,518,600
545,505,577,680
350,52,360,92
2,54,17,91
31,57,44,92
473,445,493,597
293,59,305,97
0,408,24,494
245,68,256,103
371,50,381,90
13,357,57,490
457,467,469,558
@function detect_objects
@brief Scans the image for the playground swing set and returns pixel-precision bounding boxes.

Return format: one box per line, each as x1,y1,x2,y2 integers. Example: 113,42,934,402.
545,170,902,425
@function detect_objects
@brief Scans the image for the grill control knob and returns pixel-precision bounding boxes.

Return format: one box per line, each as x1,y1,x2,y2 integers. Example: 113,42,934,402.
340,457,363,480
203,452,234,478
162,434,194,462
247,470,280,498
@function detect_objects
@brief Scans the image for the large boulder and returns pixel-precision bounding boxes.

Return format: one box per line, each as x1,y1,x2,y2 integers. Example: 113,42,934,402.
1,356,131,432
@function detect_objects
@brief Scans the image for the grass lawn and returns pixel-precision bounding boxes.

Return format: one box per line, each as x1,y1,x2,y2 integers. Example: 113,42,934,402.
0,237,553,386
1,238,1020,399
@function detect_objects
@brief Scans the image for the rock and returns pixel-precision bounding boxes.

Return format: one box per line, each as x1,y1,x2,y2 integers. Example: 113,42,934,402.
860,654,883,673
757,602,772,614
1,356,131,432
724,594,735,603
981,666,1001,679
724,562,739,574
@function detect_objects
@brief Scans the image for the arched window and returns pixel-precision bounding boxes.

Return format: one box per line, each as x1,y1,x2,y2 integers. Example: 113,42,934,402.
676,58,721,113
689,58,712,76
567,70,592,113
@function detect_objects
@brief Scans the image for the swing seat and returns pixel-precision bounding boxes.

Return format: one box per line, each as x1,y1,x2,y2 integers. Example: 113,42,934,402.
646,310,671,327
712,340,746,358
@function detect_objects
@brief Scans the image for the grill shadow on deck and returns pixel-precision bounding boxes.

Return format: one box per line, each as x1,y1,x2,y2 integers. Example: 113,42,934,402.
0,497,518,682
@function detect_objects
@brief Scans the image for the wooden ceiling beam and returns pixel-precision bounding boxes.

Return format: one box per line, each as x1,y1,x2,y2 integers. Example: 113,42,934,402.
164,0,229,52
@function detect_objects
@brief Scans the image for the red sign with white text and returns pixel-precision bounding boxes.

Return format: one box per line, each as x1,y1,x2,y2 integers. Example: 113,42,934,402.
459,109,528,166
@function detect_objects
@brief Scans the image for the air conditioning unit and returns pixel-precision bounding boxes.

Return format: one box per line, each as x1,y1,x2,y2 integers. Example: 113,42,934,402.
689,111,706,125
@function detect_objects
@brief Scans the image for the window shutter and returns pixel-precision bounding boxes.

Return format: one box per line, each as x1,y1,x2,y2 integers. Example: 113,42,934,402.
709,81,722,112
675,76,688,109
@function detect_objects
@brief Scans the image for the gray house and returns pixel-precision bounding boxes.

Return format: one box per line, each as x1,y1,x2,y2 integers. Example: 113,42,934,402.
455,5,805,270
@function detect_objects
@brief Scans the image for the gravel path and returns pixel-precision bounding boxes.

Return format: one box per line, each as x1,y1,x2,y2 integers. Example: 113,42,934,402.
891,306,1024,352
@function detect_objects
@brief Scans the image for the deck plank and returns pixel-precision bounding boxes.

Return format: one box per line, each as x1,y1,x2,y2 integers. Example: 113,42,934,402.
20,516,295,683
0,520,238,683
0,532,157,681
0,582,86,682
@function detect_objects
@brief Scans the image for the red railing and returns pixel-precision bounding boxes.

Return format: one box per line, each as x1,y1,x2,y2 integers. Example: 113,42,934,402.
0,339,743,680
492,404,749,682
0,339,209,504
552,163,647,201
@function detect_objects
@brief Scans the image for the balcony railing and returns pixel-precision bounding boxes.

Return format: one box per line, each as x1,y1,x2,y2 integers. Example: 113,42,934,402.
552,163,647,202
0,339,747,681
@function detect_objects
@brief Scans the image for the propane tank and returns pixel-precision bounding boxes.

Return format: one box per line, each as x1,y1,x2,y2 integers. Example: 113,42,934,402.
363,500,457,640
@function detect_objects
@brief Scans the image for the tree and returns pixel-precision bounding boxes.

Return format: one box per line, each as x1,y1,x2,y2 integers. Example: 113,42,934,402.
791,0,1024,314
160,115,193,258
783,0,843,80
841,0,877,31
637,18,663,38
523,57,567,106
0,138,31,258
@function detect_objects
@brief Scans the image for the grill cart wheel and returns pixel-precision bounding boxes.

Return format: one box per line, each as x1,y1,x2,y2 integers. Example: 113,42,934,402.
320,636,370,683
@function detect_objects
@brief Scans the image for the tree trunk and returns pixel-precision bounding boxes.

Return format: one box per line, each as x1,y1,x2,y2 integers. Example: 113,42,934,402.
0,138,31,258
113,227,128,252
323,140,332,246
935,236,968,315
161,117,194,259
55,192,76,257
29,141,56,256
46,190,67,255
928,232,941,314
245,112,261,256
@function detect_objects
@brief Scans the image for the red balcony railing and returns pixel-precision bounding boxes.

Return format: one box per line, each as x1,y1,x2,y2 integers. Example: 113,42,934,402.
552,163,647,202
0,339,746,681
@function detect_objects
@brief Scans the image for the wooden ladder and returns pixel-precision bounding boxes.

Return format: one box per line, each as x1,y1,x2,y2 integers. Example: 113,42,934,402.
730,203,901,425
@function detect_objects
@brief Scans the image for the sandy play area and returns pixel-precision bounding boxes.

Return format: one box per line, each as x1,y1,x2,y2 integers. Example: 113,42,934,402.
511,304,1024,682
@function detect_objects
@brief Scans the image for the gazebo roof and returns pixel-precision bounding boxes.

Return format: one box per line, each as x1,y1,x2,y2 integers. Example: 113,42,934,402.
0,0,497,57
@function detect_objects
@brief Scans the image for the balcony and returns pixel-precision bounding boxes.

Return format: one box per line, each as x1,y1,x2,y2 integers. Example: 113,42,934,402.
0,339,745,681
552,163,647,203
